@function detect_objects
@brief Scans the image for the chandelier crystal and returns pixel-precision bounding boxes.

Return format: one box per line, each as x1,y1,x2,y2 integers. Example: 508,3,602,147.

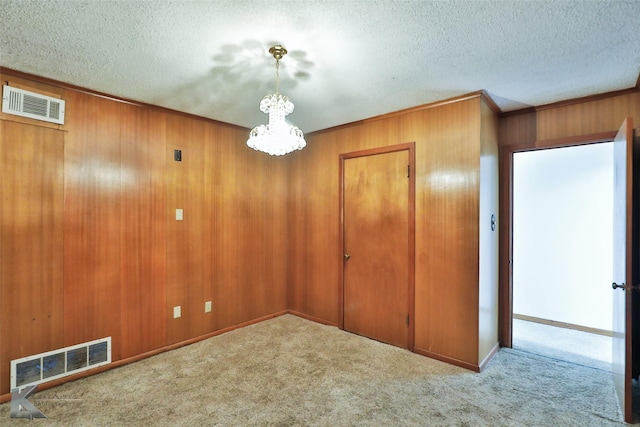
247,45,306,156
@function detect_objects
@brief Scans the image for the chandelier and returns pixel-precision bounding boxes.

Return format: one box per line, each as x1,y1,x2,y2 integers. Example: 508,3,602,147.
247,45,306,156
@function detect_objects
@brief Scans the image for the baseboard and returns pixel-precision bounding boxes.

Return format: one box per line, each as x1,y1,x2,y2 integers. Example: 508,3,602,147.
478,342,501,372
289,312,490,373
289,312,496,372
0,310,289,404
1,312,495,403
287,310,338,327
513,313,613,337
413,347,481,372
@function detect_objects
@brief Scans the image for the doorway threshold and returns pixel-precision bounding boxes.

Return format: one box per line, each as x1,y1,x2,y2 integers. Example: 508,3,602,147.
512,319,612,371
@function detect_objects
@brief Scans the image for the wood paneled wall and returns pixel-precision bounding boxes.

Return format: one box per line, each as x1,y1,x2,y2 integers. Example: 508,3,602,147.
286,126,362,324
165,113,206,344
0,71,288,398
119,105,167,358
500,92,640,147
0,121,65,394
403,100,483,367
63,91,123,358
288,95,499,369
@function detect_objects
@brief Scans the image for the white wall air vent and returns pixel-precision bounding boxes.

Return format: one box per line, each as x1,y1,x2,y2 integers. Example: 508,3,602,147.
10,337,111,390
2,85,65,124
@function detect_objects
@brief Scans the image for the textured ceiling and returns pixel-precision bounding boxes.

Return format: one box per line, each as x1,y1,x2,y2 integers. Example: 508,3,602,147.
1,0,639,133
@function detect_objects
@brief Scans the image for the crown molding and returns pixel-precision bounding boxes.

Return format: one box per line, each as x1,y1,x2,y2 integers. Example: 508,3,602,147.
0,67,249,131
501,73,640,117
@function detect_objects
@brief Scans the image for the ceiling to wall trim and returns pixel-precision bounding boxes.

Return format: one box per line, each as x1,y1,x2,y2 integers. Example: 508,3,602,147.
1,1,639,133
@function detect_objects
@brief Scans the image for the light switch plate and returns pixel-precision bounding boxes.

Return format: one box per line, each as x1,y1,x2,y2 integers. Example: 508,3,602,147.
205,301,212,313
173,306,181,318
175,209,183,221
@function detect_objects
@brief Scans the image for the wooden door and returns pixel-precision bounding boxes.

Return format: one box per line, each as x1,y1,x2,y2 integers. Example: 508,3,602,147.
612,117,634,423
341,144,414,349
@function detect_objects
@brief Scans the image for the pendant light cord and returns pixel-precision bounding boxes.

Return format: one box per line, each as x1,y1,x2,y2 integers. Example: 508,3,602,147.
275,57,280,95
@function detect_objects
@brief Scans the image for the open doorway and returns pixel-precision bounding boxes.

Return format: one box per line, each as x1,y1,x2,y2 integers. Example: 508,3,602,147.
512,142,613,371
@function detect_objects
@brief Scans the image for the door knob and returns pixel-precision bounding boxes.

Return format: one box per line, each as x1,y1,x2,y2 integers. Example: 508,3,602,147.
612,282,626,290
344,253,350,261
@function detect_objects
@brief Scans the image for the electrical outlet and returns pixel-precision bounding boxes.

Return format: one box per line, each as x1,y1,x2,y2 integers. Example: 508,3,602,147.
204,301,212,313
173,306,181,319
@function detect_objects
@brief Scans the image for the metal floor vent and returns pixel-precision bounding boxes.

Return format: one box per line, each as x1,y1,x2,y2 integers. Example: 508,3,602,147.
10,337,111,390
2,85,65,124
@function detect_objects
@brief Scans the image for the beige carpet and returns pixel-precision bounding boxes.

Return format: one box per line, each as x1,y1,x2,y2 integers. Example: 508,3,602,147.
0,314,625,426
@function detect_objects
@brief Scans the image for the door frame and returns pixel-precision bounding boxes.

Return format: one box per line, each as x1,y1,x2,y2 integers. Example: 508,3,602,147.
612,118,636,422
339,142,416,350
499,131,617,347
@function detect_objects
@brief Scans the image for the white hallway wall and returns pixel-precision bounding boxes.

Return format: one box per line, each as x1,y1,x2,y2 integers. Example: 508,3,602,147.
513,142,613,332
